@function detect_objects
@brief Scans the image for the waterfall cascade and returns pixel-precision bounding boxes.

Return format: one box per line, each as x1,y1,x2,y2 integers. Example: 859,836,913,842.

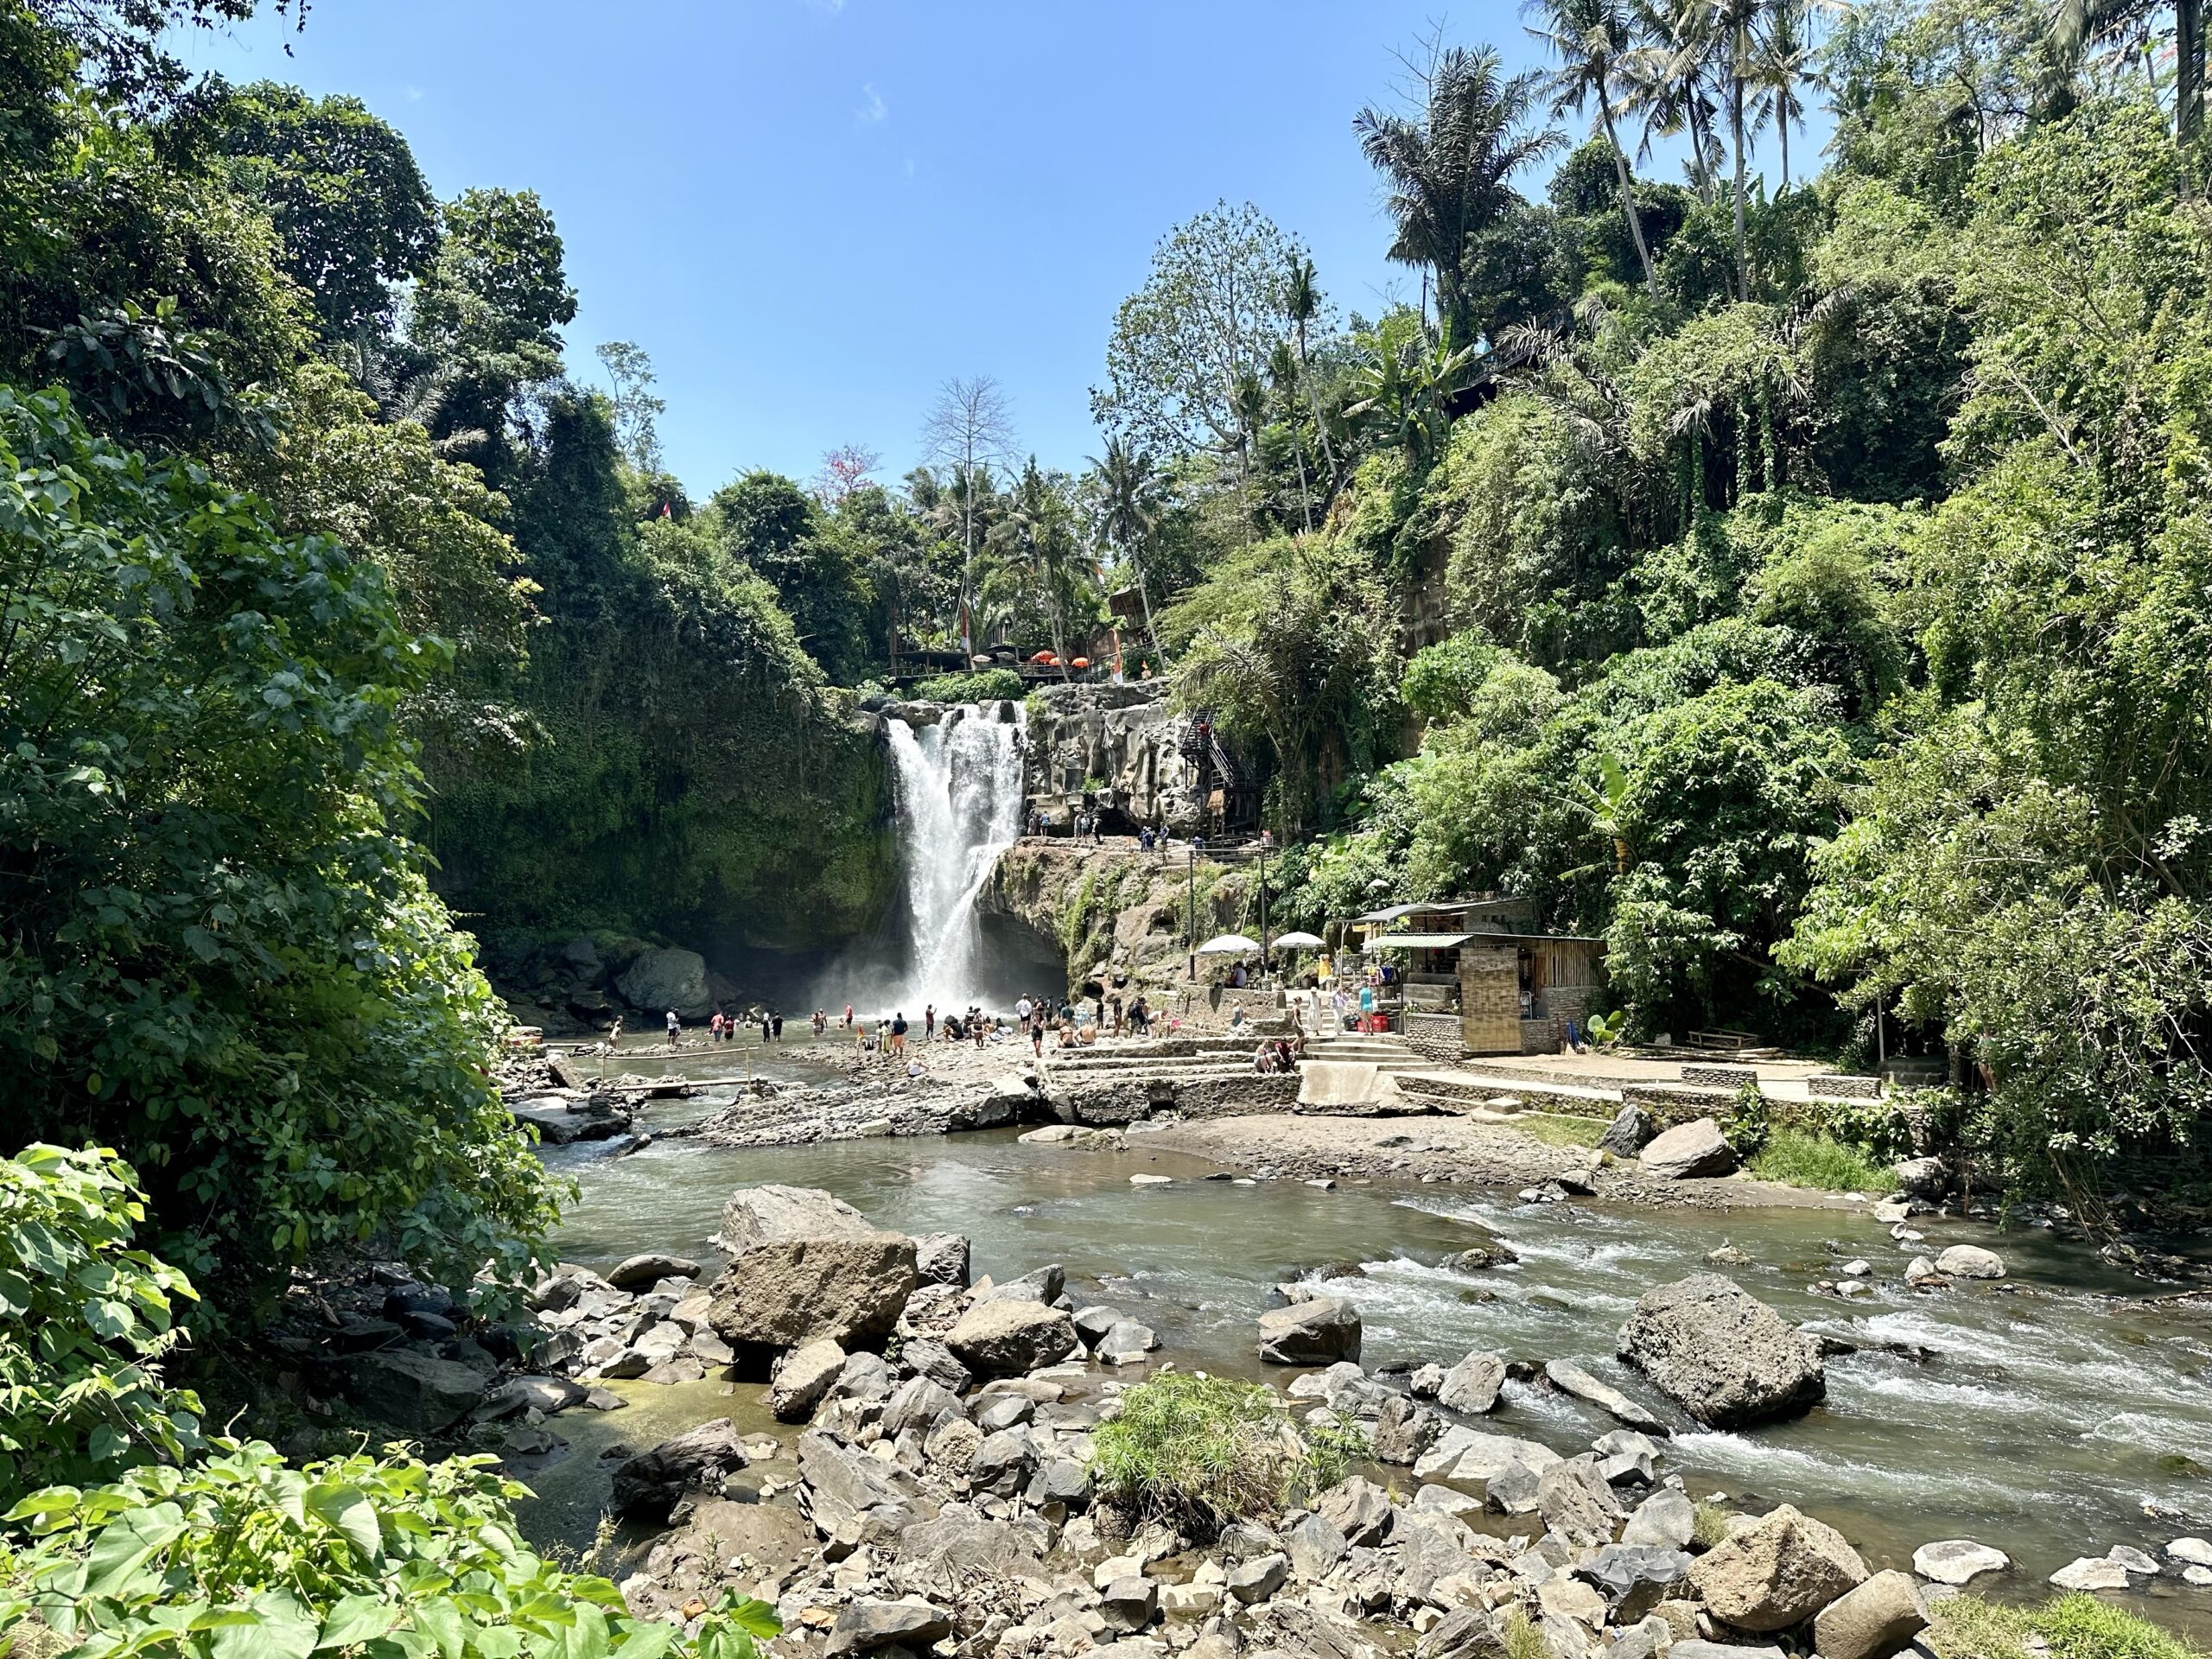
882,701,1027,1010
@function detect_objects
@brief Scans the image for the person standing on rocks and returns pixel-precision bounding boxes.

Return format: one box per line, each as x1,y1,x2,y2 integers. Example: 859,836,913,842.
924,1003,935,1039
664,1009,680,1046
771,1009,784,1039
888,1011,907,1055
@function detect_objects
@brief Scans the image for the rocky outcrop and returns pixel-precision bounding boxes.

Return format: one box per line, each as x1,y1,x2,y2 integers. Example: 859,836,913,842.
610,1418,749,1522
1617,1274,1825,1427
615,946,710,1017
1023,681,1204,831
944,1300,1079,1377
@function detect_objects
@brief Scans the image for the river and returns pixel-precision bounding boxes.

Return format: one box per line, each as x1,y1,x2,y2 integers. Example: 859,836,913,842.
529,1083,2212,1632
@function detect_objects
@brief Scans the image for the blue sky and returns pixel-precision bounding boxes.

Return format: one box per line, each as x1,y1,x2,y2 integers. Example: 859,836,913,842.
175,2,1814,497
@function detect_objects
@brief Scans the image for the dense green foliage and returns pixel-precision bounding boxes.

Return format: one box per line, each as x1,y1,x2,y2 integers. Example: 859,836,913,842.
0,387,557,1287
1090,1371,1363,1539
0,1145,779,1659
8,1440,778,1659
1114,0,2212,1197
0,1147,200,1500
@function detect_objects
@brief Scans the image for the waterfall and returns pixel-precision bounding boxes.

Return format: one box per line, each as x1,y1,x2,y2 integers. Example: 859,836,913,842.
883,701,1027,1009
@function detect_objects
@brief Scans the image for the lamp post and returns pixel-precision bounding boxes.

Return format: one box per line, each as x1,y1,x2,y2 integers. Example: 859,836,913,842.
1186,841,1198,981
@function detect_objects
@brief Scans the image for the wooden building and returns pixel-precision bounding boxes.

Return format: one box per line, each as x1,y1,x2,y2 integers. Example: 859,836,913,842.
1346,897,1605,1058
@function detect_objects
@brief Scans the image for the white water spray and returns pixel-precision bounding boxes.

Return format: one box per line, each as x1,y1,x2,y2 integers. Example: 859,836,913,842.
883,702,1027,1009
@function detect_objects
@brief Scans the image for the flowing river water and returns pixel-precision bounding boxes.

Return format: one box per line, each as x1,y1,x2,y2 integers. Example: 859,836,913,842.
528,1084,2212,1634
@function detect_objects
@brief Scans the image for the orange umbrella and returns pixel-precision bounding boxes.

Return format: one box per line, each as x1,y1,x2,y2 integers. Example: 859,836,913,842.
1031,650,1056,664
1071,657,1090,669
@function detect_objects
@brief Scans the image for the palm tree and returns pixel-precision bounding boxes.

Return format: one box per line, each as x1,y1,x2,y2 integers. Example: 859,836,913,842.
2051,0,2202,140
1088,435,1169,670
984,460,1096,677
1355,45,1565,350
1284,254,1341,494
1346,329,1478,473
1268,340,1315,531
1621,0,1724,206
1709,0,1764,300
1751,0,1813,190
1526,0,1660,296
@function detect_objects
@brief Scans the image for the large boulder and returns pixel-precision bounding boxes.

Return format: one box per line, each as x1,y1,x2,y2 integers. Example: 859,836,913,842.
1599,1103,1657,1158
1934,1244,2005,1280
1257,1296,1362,1365
912,1232,970,1287
1617,1274,1825,1427
709,1185,918,1350
825,1599,953,1657
944,1300,1078,1377
615,946,709,1016
1438,1351,1505,1415
720,1183,879,1249
607,1253,698,1291
610,1418,748,1522
1813,1571,1927,1659
708,1236,917,1350
1688,1503,1867,1632
336,1351,486,1433
1638,1117,1739,1179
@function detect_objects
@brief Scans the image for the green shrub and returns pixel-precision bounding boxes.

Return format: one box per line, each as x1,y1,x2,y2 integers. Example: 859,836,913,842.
911,668,1025,704
4,1438,780,1659
0,1145,201,1500
1690,1500,1733,1550
1722,1081,1773,1157
1090,1372,1363,1538
1747,1128,1891,1192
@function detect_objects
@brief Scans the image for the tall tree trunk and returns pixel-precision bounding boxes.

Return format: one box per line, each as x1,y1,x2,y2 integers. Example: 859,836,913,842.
1779,108,1791,191
1132,543,1166,673
1730,70,1750,301
1297,321,1340,493
1292,436,1313,533
2182,0,2205,141
1602,105,1659,296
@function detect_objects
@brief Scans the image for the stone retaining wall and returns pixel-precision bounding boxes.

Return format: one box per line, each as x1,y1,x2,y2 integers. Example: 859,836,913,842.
1809,1072,1883,1100
1402,1011,1465,1061
1681,1063,1758,1087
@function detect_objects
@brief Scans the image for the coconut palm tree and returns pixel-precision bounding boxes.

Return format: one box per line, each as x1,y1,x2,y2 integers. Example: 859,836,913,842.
1751,0,1814,189
1621,0,1725,205
1284,254,1341,494
1088,435,1170,670
1355,46,1565,350
2050,0,2202,139
1526,0,1661,296
984,460,1096,677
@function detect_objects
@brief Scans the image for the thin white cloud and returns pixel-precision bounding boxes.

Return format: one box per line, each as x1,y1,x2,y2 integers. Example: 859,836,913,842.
857,83,887,124
807,0,845,12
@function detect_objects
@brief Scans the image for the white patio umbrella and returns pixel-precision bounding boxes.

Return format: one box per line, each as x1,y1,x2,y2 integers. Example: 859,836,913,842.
1196,933,1262,953
1271,931,1325,950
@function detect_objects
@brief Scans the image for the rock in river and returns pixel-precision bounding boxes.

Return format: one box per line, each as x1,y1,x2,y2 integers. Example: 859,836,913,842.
1617,1274,1825,1427
1438,1350,1505,1414
610,1417,748,1522
944,1299,1079,1377
1637,1117,1739,1180
1689,1503,1867,1631
337,1351,486,1433
1933,1244,2005,1280
1912,1540,2010,1586
1257,1296,1362,1365
707,1184,917,1350
606,1252,698,1291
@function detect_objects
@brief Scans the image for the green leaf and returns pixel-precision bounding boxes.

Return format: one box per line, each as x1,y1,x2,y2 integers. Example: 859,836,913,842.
316,1596,400,1651
209,1595,320,1659
410,1598,465,1659
305,1483,382,1561
82,1499,185,1597
0,1267,34,1315
719,1600,780,1642
610,1629,670,1659
83,1297,135,1339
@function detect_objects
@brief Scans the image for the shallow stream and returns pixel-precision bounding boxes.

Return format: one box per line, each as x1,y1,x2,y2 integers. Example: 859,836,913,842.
532,1092,2212,1630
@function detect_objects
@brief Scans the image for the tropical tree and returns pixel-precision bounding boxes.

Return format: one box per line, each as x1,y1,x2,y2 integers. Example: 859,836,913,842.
1347,327,1478,473
1284,254,1342,493
1526,0,1661,295
982,460,1097,672
920,375,1017,660
1089,435,1171,667
1622,0,1726,202
1355,44,1566,348
1751,0,1815,188
2050,0,2203,139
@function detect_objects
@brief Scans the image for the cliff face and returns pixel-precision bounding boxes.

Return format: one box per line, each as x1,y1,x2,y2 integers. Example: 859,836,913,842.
1023,680,1207,832
981,839,1255,989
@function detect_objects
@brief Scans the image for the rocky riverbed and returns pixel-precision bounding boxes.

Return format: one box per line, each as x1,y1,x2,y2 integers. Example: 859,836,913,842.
287,1165,2212,1659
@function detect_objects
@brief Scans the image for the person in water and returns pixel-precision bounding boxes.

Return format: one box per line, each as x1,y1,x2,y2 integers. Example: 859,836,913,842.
664,1009,680,1046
